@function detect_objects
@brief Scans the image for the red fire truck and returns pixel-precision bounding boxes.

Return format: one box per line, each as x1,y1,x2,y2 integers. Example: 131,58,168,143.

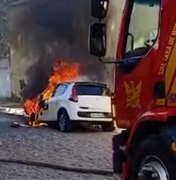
88,0,176,179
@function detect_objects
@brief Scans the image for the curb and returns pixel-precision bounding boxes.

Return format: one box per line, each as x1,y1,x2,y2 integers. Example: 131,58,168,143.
0,106,27,117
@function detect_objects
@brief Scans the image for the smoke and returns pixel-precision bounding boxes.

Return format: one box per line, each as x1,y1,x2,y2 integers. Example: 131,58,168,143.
9,0,107,99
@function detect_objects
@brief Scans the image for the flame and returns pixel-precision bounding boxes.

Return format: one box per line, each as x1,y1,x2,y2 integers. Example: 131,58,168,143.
23,60,80,127
23,99,36,115
42,60,79,100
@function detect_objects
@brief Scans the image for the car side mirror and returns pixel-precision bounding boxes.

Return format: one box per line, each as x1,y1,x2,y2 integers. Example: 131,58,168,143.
91,0,109,19
88,23,106,57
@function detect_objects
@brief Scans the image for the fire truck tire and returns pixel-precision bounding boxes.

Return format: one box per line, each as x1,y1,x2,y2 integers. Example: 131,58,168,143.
101,121,115,132
130,135,176,180
57,110,72,132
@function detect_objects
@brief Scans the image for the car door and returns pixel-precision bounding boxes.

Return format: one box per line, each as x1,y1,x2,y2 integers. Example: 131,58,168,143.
47,84,68,120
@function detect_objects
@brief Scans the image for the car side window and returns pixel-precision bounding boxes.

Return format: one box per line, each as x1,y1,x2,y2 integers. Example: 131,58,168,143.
53,84,67,97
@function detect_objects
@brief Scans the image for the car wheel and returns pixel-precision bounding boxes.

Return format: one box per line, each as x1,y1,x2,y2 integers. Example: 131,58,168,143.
101,121,115,132
58,110,71,132
129,135,176,180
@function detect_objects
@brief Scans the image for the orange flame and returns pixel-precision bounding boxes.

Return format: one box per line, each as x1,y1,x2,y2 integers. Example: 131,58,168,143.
23,60,80,126
23,99,36,115
42,60,79,100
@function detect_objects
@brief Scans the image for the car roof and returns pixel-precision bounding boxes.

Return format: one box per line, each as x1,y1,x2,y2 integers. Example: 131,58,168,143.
59,81,109,87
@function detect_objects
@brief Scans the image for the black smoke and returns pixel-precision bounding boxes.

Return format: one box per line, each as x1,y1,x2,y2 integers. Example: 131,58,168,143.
9,0,107,99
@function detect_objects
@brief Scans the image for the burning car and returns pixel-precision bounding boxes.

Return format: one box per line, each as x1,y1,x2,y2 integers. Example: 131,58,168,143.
23,61,114,131
38,81,114,132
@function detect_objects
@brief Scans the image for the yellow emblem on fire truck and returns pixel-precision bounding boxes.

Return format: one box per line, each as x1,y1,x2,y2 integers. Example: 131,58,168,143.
124,80,142,108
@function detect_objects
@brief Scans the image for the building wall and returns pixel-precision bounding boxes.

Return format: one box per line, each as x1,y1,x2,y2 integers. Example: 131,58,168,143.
0,2,11,98
0,58,11,97
9,6,36,99
0,0,31,99
6,0,126,99
10,48,29,99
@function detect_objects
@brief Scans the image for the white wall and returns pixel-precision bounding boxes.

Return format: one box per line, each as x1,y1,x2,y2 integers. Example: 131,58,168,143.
0,58,11,98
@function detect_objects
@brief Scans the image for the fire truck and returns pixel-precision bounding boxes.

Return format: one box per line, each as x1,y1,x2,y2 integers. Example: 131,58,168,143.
88,0,176,179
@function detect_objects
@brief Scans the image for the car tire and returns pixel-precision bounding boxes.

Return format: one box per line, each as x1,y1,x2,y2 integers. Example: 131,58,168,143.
129,135,176,180
58,110,72,132
101,121,115,132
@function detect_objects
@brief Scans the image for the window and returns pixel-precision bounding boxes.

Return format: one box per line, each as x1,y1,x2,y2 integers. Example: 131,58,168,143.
75,85,110,96
53,84,67,97
124,0,160,58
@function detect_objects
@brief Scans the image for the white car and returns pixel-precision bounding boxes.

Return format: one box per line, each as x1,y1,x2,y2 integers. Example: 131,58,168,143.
39,81,114,132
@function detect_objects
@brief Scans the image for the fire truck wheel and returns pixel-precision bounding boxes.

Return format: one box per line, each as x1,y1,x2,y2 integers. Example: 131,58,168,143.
101,121,115,132
58,110,71,132
130,136,176,180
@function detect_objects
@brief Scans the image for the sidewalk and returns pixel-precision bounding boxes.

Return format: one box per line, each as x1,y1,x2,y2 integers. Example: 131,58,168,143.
0,101,26,116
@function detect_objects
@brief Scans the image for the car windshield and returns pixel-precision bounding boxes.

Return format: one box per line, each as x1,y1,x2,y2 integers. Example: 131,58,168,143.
75,84,110,96
124,0,160,57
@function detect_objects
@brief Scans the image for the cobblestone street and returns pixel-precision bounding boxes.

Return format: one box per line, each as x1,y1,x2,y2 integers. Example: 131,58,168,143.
0,113,116,180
